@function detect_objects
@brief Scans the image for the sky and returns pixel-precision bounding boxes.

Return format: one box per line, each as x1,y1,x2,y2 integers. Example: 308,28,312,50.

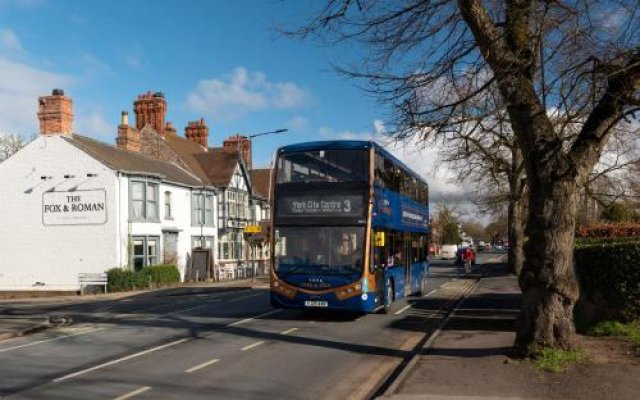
0,0,464,205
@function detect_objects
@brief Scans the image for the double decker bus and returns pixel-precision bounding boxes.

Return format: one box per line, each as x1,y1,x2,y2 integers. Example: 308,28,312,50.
270,141,430,313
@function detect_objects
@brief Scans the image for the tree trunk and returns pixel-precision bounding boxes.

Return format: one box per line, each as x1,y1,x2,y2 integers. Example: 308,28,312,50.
508,196,526,276
508,146,526,276
516,175,580,355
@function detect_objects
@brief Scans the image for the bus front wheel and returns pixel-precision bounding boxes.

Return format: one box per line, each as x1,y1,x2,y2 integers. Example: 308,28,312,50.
418,273,428,296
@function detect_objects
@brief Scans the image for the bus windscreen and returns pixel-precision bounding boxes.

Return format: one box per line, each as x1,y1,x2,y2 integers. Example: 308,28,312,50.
275,226,365,279
277,150,368,184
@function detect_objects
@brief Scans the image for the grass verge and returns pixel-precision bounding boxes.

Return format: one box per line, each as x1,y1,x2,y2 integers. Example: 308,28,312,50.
534,348,587,373
588,320,640,345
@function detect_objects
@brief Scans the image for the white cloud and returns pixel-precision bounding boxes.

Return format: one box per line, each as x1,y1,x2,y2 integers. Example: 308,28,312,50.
287,116,308,132
373,119,386,136
75,111,114,139
122,42,144,69
0,57,75,135
0,29,23,53
317,122,468,205
82,53,113,78
318,126,374,141
187,67,310,119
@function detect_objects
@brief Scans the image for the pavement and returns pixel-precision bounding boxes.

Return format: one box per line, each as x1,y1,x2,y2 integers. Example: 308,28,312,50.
380,265,640,400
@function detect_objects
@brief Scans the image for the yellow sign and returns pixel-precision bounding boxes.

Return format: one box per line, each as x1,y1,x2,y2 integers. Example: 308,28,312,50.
244,225,262,234
374,231,385,247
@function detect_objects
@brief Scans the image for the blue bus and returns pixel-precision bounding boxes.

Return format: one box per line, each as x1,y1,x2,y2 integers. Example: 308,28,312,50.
270,141,430,313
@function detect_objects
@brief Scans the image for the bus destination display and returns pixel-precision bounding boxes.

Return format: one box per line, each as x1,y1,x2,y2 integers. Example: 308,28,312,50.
278,195,363,218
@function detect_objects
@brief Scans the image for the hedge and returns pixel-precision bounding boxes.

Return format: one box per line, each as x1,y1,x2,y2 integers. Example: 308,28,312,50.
107,264,181,292
574,239,640,324
576,224,640,239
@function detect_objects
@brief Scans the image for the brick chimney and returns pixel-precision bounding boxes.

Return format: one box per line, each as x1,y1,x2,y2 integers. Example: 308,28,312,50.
133,91,166,134
116,111,141,152
223,134,251,170
164,121,177,136
185,118,209,147
37,89,73,136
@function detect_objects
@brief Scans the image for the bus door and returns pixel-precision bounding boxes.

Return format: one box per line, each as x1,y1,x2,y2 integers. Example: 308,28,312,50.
372,230,386,302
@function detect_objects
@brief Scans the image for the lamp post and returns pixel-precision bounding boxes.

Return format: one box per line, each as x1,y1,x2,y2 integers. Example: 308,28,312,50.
232,128,288,279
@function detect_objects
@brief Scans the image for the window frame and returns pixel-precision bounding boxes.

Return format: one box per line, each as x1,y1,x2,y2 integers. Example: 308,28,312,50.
164,191,173,220
130,235,160,271
191,191,215,227
129,180,160,222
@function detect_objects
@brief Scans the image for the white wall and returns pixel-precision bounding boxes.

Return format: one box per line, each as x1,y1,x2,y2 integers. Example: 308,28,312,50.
0,136,118,290
117,177,217,280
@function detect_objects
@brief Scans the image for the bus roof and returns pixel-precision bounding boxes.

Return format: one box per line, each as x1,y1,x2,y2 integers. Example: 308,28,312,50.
278,140,429,186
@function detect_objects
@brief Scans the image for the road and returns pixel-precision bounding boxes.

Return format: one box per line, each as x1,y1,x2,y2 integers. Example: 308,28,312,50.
0,253,506,400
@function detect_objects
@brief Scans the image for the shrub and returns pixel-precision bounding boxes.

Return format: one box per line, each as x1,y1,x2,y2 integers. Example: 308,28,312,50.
106,268,137,292
139,264,181,287
574,240,640,323
601,203,633,223
588,320,640,344
107,264,181,292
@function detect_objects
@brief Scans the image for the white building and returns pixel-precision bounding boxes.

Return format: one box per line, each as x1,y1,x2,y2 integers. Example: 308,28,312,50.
0,90,218,291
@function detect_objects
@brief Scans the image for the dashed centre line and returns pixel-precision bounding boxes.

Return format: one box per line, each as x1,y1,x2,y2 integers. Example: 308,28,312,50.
185,358,220,373
227,309,282,327
241,341,265,351
112,386,151,400
280,328,298,335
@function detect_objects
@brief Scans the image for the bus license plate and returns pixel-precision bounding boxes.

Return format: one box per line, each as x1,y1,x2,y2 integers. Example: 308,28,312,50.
304,300,328,307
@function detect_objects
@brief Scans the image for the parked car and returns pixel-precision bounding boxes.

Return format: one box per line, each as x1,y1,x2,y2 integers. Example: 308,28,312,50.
455,246,476,265
440,244,458,260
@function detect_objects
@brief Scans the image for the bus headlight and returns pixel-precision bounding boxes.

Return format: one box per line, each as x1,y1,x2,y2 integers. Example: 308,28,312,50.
361,293,368,301
355,284,362,290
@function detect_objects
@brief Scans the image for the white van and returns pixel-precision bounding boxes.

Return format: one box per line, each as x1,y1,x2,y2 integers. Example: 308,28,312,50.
440,244,458,260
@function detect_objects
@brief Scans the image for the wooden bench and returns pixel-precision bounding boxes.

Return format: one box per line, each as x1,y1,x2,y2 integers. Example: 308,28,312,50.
78,272,108,294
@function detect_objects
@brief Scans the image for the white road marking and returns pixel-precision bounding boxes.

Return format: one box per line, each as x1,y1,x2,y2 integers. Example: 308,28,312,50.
227,309,282,327
280,328,298,335
143,304,208,321
53,338,189,382
226,292,263,302
184,358,220,373
241,341,265,351
0,328,104,353
394,304,412,315
422,289,437,298
112,386,151,400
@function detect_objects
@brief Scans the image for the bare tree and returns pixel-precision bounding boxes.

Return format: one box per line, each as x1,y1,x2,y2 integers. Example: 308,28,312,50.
0,133,26,162
289,0,640,354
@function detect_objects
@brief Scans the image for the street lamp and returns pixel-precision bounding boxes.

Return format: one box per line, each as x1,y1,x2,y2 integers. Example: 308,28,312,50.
232,128,288,279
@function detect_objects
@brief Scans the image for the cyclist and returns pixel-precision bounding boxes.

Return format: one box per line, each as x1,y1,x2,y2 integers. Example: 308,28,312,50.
462,247,473,274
